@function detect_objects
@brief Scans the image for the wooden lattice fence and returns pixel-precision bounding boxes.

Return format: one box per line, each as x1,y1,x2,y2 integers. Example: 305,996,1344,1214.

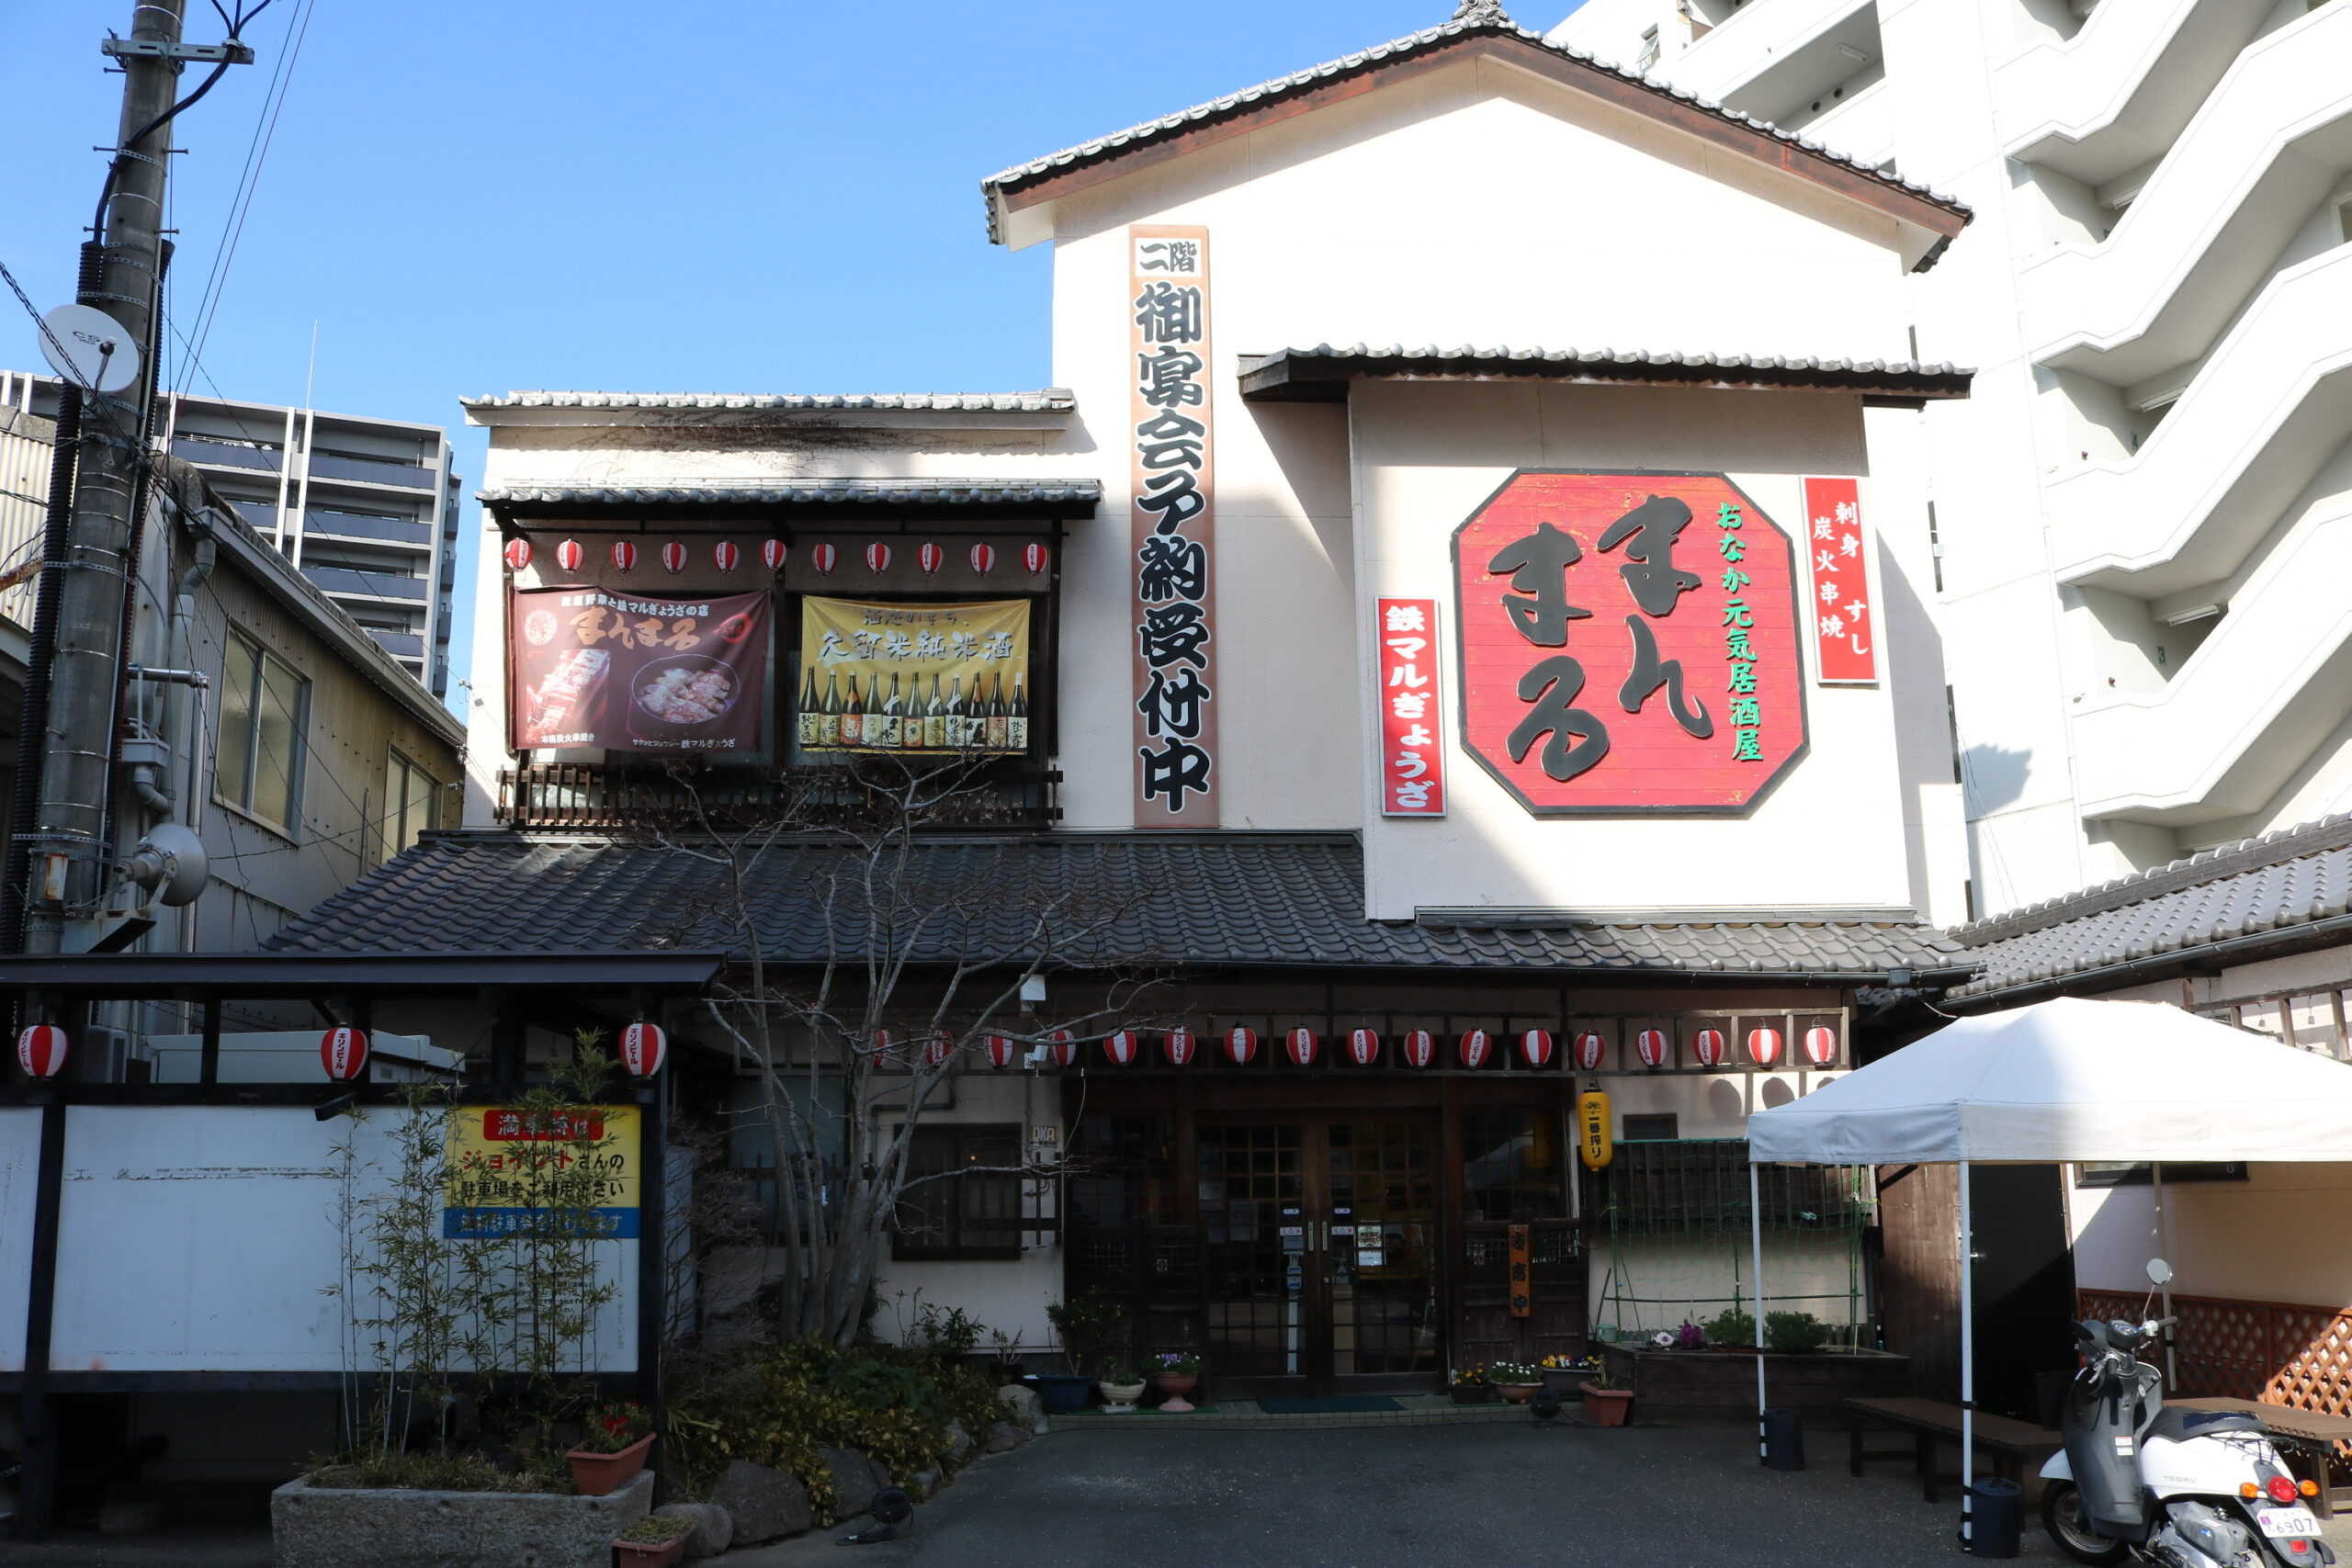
2081,1289,2352,1472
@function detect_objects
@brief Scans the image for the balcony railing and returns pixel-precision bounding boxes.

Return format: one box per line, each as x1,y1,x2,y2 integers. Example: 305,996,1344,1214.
497,761,1062,830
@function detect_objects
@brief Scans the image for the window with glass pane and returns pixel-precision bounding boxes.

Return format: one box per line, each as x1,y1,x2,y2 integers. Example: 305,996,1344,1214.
1460,1108,1569,1220
894,1123,1022,1260
217,631,306,829
383,750,440,861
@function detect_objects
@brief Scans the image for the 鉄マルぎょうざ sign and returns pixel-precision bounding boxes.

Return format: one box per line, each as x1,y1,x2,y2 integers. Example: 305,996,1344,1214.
441,1104,640,1239
510,587,770,754
797,596,1033,754
1451,471,1807,815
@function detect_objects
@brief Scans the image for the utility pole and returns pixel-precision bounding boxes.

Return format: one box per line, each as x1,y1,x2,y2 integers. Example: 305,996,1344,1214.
21,0,188,953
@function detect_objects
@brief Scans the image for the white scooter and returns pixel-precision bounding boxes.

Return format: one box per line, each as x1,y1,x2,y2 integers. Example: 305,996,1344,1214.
2042,1260,2335,1568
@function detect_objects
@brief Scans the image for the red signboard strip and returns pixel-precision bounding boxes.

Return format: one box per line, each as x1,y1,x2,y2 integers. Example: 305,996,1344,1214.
1800,476,1877,684
1376,598,1446,817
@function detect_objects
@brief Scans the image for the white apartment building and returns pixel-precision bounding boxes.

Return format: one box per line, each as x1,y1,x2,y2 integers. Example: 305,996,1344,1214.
1554,0,2352,919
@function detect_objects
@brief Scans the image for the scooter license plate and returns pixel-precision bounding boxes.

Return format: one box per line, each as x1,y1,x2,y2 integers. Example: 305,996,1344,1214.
2256,1507,2322,1540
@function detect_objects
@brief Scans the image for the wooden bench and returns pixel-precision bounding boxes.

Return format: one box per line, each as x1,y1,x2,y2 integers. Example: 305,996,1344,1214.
2170,1397,2352,1520
1846,1397,2064,1504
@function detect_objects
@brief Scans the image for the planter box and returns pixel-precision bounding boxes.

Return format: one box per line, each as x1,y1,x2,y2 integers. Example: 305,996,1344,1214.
271,1469,652,1568
1599,1344,1909,1427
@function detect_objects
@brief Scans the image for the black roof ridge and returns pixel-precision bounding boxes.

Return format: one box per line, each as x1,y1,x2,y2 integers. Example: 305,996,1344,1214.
1951,809,2352,948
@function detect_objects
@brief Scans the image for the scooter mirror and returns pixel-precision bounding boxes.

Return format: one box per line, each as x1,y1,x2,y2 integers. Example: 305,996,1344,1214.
2147,1258,2174,1285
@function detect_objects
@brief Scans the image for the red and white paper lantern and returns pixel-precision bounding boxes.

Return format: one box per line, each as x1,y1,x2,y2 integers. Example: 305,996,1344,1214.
1022,542,1049,576
810,542,839,575
661,541,687,574
1346,1028,1381,1067
1635,1028,1671,1068
983,1033,1017,1069
865,542,892,573
968,543,996,575
619,1021,667,1077
16,1023,67,1077
871,1029,898,1062
1046,1029,1078,1068
609,540,638,574
1400,1030,1436,1067
1224,1026,1258,1066
1575,1032,1608,1071
1519,1030,1555,1068
1803,1026,1839,1068
503,537,532,572
762,538,788,572
1284,1027,1318,1067
713,541,741,573
1104,1029,1141,1066
555,538,584,573
1692,1027,1729,1068
1459,1029,1493,1069
1746,1027,1784,1067
320,1026,370,1082
924,1033,955,1068
1163,1028,1197,1066
918,542,944,575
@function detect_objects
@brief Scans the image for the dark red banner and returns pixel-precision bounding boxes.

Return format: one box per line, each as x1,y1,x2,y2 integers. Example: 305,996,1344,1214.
510,586,769,753
1451,471,1805,815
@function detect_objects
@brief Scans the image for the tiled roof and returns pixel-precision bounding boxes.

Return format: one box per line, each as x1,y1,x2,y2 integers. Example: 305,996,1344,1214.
460,391,1076,413
1951,813,2352,1002
268,830,1967,981
981,12,1970,243
478,479,1102,508
1238,345,1974,402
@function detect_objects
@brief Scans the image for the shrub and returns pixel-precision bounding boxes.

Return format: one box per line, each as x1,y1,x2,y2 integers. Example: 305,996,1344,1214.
1703,1308,1756,1347
1764,1311,1829,1354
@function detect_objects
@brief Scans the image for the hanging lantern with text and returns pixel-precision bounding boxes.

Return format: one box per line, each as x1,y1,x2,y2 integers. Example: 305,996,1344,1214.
1346,1028,1380,1066
1519,1030,1555,1068
1803,1025,1839,1067
918,542,944,575
1459,1029,1493,1069
620,1021,668,1077
924,1032,954,1068
810,543,838,574
969,543,996,575
1163,1028,1197,1066
503,537,532,572
609,540,638,574
1046,1030,1078,1068
661,541,687,574
17,1023,68,1078
1692,1027,1729,1068
555,539,584,573
762,538,788,572
1224,1026,1258,1066
1577,1090,1614,1169
1401,1030,1436,1067
1575,1032,1607,1071
1747,1027,1783,1067
1104,1030,1140,1066
1023,542,1049,576
983,1033,1016,1069
1284,1027,1318,1067
865,542,892,573
713,541,741,573
320,1026,369,1082
1635,1028,1671,1069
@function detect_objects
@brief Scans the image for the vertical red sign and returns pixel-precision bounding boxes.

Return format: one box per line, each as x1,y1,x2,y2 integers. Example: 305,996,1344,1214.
1801,477,1877,684
1376,598,1446,817
1128,225,1218,827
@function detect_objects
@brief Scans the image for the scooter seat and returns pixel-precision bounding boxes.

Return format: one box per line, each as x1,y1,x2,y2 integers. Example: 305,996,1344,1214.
2144,1407,2267,1445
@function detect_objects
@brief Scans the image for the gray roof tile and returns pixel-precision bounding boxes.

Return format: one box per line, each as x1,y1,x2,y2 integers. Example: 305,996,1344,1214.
461,391,1076,412
1239,345,1974,402
268,830,1966,981
477,479,1102,508
1951,812,2352,1000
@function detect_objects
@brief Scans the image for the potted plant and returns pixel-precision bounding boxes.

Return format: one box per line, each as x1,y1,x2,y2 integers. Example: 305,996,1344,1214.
1151,1350,1203,1412
614,1512,695,1567
565,1400,655,1496
1097,1363,1148,1413
1449,1365,1497,1405
1579,1362,1634,1426
1490,1361,1544,1404
1036,1294,1123,1413
1704,1308,1756,1349
1539,1353,1593,1395
1765,1311,1829,1354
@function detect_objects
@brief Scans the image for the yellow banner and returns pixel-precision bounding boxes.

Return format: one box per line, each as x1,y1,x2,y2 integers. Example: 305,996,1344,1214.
797,597,1033,753
441,1104,640,1239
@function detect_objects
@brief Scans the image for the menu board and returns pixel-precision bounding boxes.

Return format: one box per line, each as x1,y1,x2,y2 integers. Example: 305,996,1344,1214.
509,586,770,753
796,596,1032,753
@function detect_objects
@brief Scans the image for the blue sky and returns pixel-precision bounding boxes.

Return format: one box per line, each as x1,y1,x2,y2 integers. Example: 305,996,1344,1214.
3,2,1582,710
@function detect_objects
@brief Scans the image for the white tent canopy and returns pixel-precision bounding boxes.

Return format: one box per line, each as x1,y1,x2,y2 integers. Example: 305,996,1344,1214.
1748,997,2352,1166
1738,998,2352,1554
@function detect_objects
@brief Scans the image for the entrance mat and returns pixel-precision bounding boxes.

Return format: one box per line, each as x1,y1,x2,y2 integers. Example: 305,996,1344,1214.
1255,1396,1404,1415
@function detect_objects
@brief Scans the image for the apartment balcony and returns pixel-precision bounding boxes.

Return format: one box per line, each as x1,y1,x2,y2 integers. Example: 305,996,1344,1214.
1560,0,1877,120
1997,0,2271,186
2052,245,2352,598
2019,3,2352,384
307,452,435,491
497,762,1063,830
304,565,429,603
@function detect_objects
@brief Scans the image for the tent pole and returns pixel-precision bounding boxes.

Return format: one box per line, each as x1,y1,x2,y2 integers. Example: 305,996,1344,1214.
2153,1160,2176,1387
1751,1160,1767,1462
1960,1159,1975,1551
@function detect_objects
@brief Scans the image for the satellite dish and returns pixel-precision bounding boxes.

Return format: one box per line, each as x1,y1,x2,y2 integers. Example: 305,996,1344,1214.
120,823,209,907
39,303,141,393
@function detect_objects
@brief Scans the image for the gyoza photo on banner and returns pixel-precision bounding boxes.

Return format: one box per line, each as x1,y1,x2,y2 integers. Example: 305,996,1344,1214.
797,596,1034,754
509,586,770,753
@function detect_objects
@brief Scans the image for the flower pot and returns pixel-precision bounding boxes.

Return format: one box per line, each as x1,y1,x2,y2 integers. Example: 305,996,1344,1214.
1155,1372,1199,1413
1028,1372,1096,1414
565,1432,653,1496
1497,1382,1541,1404
1449,1383,1498,1405
1580,1383,1634,1427
1540,1368,1584,1395
615,1532,689,1567
1099,1380,1148,1412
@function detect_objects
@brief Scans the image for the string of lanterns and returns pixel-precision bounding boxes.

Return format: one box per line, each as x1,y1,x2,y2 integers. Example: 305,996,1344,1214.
10,1022,679,1083
868,1023,1840,1071
503,537,1051,579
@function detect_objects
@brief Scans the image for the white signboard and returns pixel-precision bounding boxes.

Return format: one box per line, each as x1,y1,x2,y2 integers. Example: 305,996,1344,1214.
0,1109,39,1371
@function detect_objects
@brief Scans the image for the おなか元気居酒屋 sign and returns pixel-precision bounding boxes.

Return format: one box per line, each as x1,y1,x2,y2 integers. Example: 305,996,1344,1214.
1451,471,1807,815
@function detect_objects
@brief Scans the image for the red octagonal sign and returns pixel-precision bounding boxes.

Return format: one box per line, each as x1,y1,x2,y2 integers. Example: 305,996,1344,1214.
1453,470,1806,815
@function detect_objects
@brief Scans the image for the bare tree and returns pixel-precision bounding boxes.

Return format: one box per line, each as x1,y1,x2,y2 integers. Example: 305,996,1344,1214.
646,755,1162,1348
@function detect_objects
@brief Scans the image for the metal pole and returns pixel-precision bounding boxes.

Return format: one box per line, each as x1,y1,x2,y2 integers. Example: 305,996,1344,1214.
1750,1159,1768,1462
25,0,188,953
2152,1161,2176,1387
1960,1159,1975,1551
16,1097,68,1540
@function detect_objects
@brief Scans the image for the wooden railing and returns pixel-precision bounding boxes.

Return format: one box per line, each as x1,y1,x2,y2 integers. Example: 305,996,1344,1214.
497,762,1061,830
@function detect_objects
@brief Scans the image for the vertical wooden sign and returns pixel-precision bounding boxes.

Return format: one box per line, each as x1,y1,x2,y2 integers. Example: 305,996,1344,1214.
1128,225,1218,827
1508,1222,1532,1318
